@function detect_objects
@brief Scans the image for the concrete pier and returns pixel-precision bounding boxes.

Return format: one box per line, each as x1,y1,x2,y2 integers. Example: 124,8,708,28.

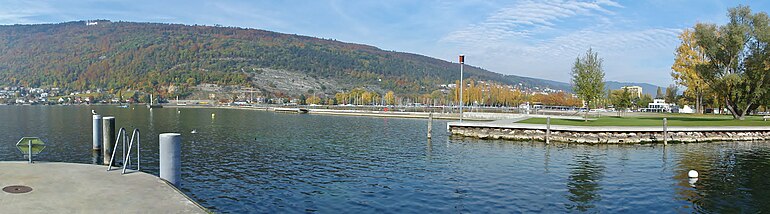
0,162,206,213
448,120,770,144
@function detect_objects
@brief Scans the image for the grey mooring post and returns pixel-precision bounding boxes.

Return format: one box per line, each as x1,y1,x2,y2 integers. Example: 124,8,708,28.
92,115,103,150
159,133,181,187
102,117,116,165
546,117,551,144
28,140,32,163
663,118,668,145
427,113,433,139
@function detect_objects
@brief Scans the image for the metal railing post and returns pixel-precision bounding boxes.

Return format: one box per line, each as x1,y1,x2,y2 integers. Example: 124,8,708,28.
108,128,126,171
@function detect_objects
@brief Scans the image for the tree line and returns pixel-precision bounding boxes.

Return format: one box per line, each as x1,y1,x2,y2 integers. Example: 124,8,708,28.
671,5,770,119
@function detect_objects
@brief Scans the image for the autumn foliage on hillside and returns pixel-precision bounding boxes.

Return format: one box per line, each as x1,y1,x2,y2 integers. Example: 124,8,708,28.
0,20,567,97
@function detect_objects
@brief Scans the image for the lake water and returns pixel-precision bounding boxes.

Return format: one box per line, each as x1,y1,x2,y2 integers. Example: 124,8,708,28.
1,105,769,213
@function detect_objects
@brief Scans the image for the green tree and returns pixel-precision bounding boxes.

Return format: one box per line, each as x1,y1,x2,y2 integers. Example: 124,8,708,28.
430,90,444,106
299,94,306,105
637,94,654,109
655,87,664,99
665,84,678,105
609,88,632,116
571,48,606,121
693,5,770,119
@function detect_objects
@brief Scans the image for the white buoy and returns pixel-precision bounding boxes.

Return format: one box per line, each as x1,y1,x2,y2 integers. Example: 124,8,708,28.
688,170,699,178
211,113,215,118
177,110,181,113
191,129,197,134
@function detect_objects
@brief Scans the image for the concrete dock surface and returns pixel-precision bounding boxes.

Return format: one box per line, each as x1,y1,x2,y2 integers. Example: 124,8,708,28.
0,162,206,213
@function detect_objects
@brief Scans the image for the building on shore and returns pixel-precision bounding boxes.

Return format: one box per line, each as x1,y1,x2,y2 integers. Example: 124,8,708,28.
640,99,678,113
621,86,643,98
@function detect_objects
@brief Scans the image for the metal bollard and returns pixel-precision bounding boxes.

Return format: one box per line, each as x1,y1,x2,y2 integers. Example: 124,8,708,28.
159,133,182,187
427,113,433,139
546,117,551,144
102,117,116,165
28,140,32,163
663,118,668,146
93,115,103,150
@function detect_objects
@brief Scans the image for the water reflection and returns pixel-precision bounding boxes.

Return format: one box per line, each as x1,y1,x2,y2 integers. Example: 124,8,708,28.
3,106,770,213
676,143,770,213
565,152,605,212
91,150,101,165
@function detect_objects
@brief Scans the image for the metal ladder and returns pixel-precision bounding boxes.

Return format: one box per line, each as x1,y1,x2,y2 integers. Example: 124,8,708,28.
107,128,140,174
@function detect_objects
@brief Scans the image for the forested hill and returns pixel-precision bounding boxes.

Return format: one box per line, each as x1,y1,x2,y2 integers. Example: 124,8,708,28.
0,20,568,96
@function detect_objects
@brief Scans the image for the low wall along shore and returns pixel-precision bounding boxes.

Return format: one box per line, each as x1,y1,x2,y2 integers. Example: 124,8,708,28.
448,122,770,144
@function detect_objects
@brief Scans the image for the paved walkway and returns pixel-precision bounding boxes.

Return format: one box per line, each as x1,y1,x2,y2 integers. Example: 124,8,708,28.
0,162,206,213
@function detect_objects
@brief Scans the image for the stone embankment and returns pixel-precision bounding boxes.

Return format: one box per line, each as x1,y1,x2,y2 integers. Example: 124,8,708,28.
448,122,770,144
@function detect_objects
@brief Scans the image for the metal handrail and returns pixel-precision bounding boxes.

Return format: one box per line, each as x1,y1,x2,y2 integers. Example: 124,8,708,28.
122,129,140,174
107,128,140,174
107,128,126,171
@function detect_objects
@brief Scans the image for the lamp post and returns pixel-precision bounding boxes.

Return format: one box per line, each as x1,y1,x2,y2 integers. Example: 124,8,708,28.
459,54,465,122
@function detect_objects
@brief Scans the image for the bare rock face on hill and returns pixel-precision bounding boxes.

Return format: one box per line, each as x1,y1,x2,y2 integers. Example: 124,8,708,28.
249,68,344,97
183,68,353,101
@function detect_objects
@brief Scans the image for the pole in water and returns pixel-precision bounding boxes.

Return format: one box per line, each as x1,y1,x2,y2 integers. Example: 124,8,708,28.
459,54,464,122
159,133,182,187
102,117,116,165
427,112,433,139
92,114,103,150
663,118,668,145
28,139,32,163
546,117,551,144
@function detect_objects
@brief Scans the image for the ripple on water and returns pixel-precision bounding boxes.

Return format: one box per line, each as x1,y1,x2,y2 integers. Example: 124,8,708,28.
3,106,770,213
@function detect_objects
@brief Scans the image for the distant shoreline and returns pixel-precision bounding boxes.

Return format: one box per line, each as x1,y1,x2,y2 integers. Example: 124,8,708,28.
163,104,485,121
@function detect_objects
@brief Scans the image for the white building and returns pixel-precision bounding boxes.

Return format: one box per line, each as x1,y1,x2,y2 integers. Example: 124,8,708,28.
679,105,695,114
621,86,643,98
642,99,678,113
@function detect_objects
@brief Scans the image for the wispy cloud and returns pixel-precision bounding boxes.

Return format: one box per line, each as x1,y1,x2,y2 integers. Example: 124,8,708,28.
442,0,623,45
0,1,55,24
530,28,682,57
439,0,684,85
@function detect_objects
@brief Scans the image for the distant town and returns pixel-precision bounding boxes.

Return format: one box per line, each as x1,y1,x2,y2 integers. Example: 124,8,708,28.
0,82,707,115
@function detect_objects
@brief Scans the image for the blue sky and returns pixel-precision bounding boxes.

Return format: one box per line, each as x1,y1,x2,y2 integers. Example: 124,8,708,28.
1,0,769,86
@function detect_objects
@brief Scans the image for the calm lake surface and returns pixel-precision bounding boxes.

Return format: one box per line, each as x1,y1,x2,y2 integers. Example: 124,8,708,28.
1,105,769,213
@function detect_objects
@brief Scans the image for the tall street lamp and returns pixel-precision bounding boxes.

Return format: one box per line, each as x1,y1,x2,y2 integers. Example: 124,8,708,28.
459,54,464,122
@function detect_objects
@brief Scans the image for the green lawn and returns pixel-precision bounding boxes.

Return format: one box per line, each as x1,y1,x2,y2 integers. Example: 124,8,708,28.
518,115,770,126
